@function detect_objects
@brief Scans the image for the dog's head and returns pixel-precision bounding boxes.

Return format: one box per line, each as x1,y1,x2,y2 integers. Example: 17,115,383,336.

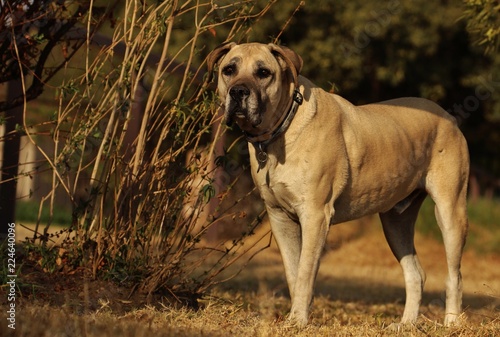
207,43,302,133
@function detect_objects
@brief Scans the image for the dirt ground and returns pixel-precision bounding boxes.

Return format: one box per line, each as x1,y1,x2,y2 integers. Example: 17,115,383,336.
1,218,499,336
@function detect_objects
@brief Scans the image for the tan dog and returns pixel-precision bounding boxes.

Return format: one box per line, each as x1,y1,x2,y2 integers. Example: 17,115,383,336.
207,42,469,327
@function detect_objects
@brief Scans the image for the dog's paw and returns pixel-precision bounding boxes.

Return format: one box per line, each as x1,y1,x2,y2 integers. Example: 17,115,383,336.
385,322,414,332
285,312,309,329
444,312,466,327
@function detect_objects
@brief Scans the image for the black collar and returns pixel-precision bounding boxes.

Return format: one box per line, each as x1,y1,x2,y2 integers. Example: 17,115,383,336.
245,89,303,165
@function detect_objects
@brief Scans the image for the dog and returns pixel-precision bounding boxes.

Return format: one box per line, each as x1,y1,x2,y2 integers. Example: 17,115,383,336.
207,42,469,327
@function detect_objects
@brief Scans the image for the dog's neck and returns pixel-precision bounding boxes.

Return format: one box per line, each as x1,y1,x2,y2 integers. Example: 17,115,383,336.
244,89,303,164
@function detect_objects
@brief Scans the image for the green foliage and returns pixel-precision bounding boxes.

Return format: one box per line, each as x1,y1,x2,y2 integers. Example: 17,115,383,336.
22,242,61,274
462,0,500,53
0,244,37,297
15,200,72,226
416,197,500,254
465,197,500,253
416,198,440,239
0,1,105,110
14,123,26,135
200,181,217,203
59,81,80,98
266,1,474,100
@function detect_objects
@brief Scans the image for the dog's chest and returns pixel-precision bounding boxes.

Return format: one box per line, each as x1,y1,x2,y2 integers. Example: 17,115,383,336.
253,164,300,218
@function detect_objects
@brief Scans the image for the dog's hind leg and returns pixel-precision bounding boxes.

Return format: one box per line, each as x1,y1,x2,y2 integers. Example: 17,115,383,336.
426,137,469,326
431,183,468,326
379,190,428,325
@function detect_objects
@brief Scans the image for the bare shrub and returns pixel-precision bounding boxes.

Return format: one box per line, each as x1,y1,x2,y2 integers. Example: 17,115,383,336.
10,0,286,303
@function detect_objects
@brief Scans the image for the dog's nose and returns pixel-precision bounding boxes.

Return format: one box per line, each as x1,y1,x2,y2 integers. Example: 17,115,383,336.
229,85,250,100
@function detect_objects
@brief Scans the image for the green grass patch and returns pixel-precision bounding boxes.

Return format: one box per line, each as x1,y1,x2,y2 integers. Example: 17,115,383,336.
416,197,500,254
15,200,72,226
416,197,440,239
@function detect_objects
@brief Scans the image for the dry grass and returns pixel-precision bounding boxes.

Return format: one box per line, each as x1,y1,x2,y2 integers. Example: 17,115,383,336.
3,294,499,337
2,218,499,336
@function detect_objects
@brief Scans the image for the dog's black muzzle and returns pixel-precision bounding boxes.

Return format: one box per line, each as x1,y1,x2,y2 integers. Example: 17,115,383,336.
229,85,250,101
226,84,250,126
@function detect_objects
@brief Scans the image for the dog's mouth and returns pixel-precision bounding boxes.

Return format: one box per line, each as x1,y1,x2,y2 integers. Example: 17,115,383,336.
225,91,263,128
232,106,247,119
225,101,248,125
227,106,262,128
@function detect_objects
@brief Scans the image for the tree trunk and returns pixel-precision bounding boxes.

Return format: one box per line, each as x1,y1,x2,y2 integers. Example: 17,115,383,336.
0,79,23,238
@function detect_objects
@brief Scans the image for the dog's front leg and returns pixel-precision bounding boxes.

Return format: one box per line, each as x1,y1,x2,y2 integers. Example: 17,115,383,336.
268,207,302,302
288,211,330,327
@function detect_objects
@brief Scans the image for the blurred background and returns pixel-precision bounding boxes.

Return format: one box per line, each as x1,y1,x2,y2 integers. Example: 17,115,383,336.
0,0,498,293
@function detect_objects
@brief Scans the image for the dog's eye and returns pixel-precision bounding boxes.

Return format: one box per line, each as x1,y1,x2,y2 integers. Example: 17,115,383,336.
222,65,235,76
256,68,271,79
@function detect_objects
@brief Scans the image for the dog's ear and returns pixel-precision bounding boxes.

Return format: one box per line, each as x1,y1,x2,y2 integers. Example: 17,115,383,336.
207,42,236,79
268,44,303,85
